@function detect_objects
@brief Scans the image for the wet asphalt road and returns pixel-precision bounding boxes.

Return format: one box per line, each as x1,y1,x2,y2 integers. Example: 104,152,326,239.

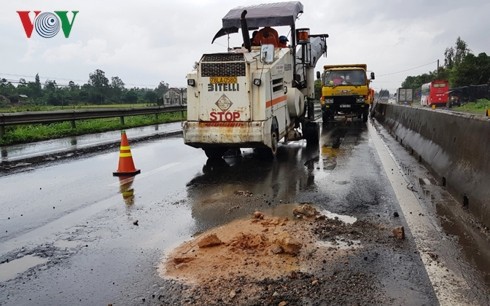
0,120,488,305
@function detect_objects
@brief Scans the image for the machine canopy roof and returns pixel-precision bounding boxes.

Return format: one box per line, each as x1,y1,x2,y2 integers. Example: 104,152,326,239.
212,1,303,43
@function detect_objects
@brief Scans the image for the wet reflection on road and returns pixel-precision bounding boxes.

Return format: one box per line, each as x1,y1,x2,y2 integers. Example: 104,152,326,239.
118,175,136,207
186,146,317,231
0,122,182,163
185,121,370,233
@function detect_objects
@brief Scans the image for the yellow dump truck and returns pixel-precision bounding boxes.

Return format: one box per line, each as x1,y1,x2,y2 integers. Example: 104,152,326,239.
317,64,375,123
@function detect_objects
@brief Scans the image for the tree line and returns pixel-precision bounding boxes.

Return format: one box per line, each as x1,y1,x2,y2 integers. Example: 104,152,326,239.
401,37,490,90
0,69,179,108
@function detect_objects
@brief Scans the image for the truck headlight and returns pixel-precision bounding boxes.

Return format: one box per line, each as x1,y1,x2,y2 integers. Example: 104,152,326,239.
356,97,365,103
187,79,196,87
325,98,334,104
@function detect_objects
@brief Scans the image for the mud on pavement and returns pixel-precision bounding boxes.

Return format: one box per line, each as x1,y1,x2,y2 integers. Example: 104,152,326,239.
157,204,435,305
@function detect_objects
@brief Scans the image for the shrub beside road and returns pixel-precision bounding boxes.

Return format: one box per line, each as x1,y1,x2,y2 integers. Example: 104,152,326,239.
452,98,490,115
0,108,184,146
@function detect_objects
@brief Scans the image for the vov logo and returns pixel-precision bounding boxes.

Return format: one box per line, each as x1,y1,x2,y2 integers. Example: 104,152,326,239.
17,11,79,38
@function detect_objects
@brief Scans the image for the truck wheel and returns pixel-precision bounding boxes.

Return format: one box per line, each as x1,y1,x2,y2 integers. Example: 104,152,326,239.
362,109,369,122
322,110,332,124
204,147,227,159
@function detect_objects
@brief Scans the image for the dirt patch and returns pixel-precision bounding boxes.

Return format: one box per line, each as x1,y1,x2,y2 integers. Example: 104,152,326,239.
161,209,310,284
159,204,398,304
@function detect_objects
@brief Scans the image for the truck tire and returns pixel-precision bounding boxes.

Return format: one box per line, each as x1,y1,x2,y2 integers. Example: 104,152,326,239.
322,109,332,124
322,111,328,123
362,108,369,122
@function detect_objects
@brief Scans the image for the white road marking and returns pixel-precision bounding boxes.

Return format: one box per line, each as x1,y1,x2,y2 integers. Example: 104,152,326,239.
369,123,474,305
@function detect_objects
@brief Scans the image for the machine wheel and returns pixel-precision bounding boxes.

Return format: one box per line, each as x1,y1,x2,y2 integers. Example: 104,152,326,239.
304,121,319,147
204,147,227,159
256,126,278,160
202,158,229,174
270,127,279,156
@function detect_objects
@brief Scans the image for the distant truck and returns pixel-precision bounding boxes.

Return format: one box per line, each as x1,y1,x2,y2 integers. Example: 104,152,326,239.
317,64,375,123
396,88,413,105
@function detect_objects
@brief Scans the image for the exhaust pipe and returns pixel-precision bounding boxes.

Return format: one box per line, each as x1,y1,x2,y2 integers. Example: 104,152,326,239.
240,10,251,52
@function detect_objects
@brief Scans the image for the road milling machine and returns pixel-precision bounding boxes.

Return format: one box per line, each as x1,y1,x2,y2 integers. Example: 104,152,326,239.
182,1,329,158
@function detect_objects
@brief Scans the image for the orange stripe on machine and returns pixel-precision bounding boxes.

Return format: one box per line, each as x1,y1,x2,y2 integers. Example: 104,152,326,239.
266,95,287,108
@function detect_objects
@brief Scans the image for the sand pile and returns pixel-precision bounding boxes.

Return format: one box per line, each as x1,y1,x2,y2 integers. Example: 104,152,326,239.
160,204,337,284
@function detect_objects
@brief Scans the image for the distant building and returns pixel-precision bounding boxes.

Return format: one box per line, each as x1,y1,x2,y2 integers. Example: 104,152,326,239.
164,88,187,106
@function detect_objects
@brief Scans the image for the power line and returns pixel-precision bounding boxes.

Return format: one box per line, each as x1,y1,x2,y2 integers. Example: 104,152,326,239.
0,72,84,84
0,72,162,88
377,60,438,77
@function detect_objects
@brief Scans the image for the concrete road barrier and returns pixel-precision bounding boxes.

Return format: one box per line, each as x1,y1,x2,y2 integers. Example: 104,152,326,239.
373,103,490,228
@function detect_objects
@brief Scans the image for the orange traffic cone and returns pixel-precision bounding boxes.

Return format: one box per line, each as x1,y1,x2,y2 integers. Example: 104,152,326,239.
113,131,141,176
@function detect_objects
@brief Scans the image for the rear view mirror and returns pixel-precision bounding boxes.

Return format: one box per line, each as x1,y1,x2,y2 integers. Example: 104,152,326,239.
260,44,274,64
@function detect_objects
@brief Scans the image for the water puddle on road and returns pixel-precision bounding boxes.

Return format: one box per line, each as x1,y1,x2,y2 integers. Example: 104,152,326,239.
54,239,81,249
0,255,48,282
265,203,357,224
317,239,362,250
319,209,357,224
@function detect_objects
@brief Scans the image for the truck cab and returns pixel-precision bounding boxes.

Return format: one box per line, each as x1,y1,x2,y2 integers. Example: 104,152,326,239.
318,64,374,123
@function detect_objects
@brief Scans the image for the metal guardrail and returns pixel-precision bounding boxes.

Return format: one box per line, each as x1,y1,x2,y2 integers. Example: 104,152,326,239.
0,105,186,126
0,105,186,137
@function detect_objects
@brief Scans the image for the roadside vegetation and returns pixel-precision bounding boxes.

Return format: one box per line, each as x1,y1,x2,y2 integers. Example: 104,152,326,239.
0,69,188,146
0,69,177,108
0,103,152,113
379,37,490,106
453,99,490,115
401,37,489,90
0,112,185,146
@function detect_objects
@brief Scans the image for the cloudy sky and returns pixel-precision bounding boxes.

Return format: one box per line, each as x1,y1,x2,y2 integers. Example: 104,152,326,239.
1,0,489,93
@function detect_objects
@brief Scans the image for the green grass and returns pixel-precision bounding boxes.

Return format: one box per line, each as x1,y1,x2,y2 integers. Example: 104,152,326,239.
0,103,156,113
453,99,490,115
0,112,185,146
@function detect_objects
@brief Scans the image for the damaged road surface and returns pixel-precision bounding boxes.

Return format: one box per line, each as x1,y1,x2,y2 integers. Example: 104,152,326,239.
0,122,489,305
162,204,424,305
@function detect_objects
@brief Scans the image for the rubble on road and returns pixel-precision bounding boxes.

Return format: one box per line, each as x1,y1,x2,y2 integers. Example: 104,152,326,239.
159,203,402,305
197,234,223,248
392,226,405,240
